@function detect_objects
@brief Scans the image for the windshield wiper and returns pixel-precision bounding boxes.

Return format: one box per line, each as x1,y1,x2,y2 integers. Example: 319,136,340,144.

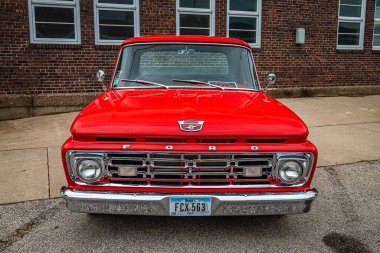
120,79,168,89
172,79,224,90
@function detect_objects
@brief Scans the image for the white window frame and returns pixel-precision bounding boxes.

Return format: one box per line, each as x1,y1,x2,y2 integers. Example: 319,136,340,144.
28,0,81,44
176,0,215,36
336,0,366,50
226,0,262,48
373,0,380,50
94,0,140,45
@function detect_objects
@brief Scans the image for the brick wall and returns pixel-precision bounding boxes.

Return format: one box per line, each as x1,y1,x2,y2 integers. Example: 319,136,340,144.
0,0,379,95
255,0,380,88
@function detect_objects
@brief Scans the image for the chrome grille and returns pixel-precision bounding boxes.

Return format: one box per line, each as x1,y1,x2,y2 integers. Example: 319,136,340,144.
106,153,273,186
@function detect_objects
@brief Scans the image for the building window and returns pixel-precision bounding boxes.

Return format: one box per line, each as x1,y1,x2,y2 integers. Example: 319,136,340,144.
176,0,215,36
337,0,366,49
28,0,81,44
94,0,139,45
373,0,380,49
227,0,261,48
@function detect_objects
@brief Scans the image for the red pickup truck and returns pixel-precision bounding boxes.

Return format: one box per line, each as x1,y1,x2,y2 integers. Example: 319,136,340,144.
61,35,318,216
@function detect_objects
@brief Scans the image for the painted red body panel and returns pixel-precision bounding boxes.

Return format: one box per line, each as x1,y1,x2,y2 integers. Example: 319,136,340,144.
71,90,308,139
120,35,251,48
61,35,318,194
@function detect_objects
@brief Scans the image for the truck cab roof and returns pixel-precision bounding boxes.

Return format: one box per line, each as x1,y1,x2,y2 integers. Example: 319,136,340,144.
120,35,251,49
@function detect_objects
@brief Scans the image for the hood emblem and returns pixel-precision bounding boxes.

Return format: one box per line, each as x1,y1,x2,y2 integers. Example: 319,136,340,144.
178,119,204,132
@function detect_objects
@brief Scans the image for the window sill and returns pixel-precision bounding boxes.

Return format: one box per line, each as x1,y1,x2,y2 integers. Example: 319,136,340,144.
336,46,364,51
336,46,365,53
30,43,82,49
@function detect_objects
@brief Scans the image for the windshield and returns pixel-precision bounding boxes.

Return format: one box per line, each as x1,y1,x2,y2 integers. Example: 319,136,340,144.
112,43,259,90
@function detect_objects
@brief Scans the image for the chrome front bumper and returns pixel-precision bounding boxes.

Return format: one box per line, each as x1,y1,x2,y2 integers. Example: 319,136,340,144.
61,187,318,216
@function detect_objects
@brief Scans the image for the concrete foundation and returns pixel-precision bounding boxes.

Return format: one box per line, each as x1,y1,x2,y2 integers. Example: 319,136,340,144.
1,86,379,120
0,93,99,120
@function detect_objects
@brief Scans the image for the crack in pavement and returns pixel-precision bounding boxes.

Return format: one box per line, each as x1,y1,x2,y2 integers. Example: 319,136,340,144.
0,197,62,207
317,159,380,169
0,200,64,252
313,97,380,109
0,146,61,152
46,147,51,199
309,120,380,128
324,166,360,224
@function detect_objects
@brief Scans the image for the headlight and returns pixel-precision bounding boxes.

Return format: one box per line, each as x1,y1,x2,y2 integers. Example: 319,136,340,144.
67,152,106,184
77,159,102,182
277,160,304,184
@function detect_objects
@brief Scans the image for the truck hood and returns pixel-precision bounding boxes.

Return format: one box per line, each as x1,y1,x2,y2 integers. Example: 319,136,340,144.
71,89,308,139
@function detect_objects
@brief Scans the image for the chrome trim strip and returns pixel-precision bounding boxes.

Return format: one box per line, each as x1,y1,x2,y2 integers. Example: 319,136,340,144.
66,151,314,189
86,182,303,189
61,187,318,216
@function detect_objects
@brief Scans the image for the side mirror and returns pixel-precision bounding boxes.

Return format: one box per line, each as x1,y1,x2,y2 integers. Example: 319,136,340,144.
263,73,276,92
96,70,107,91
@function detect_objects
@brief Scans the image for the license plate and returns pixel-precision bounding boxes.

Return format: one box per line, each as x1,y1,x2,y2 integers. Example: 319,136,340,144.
169,197,211,216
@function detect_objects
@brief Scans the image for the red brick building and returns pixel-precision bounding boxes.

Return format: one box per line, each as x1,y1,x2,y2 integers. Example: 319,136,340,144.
0,0,379,95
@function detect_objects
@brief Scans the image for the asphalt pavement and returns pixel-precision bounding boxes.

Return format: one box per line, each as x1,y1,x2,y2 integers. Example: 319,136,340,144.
0,161,379,253
0,96,379,252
